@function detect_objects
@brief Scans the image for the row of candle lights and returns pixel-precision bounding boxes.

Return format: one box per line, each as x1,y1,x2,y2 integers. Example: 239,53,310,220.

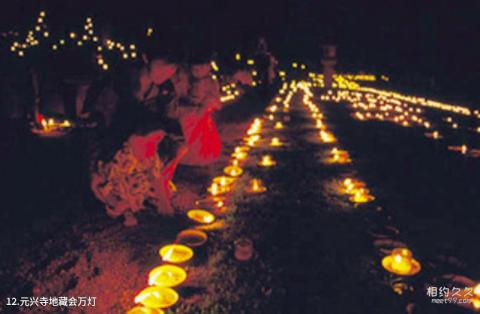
304,78,480,310
299,81,376,205
127,82,292,313
298,80,430,292
316,74,480,158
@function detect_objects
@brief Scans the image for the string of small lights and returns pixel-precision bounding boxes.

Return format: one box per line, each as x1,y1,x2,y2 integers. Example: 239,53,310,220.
7,11,138,71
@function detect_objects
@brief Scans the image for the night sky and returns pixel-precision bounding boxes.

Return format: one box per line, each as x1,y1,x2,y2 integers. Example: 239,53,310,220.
2,0,480,102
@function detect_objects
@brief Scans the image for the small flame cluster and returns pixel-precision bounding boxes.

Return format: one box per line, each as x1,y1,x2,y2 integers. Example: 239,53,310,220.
31,114,73,136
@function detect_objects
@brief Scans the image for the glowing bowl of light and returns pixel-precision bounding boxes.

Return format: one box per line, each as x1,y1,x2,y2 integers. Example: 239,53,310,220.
270,137,284,147
159,244,194,263
187,209,216,224
244,134,261,146
258,155,276,167
381,248,421,276
234,146,251,153
342,178,366,194
127,305,164,314
473,284,480,310
349,189,375,203
148,265,187,287
231,151,248,160
274,121,284,129
224,165,243,177
176,229,208,247
212,176,235,187
315,120,326,130
207,182,230,196
319,131,336,143
328,148,351,164
134,286,179,309
245,179,267,194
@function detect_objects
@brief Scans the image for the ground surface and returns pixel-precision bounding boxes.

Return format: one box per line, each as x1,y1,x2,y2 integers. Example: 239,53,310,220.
0,85,478,314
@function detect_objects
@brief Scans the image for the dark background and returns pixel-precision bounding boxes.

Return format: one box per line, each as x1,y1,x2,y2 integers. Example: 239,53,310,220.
1,0,480,105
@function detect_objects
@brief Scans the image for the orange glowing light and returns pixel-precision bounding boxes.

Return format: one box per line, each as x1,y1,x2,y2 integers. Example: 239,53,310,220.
245,179,267,193
473,284,480,309
231,150,248,160
224,165,243,177
448,145,468,154
127,306,165,314
274,121,284,129
212,176,235,187
159,244,194,263
148,265,187,287
207,182,231,196
258,155,276,167
319,131,336,143
349,188,374,203
270,137,284,147
235,146,250,153
187,209,216,224
425,131,441,139
315,120,326,130
134,286,179,309
342,178,366,194
194,219,226,231
328,148,351,164
381,248,421,276
176,229,208,247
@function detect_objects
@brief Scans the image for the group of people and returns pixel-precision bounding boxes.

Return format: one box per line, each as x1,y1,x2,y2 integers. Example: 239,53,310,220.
89,51,222,226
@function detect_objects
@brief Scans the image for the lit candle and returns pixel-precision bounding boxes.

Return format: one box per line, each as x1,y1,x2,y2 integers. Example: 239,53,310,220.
231,150,248,160
224,165,243,177
391,253,412,274
208,182,223,196
187,209,216,224
134,286,179,309
159,244,193,263
258,155,276,167
270,137,284,147
245,179,267,193
212,176,235,187
473,284,480,309
349,188,374,203
342,178,365,194
234,146,250,153
381,248,421,276
274,121,284,129
315,120,326,130
319,131,336,143
148,265,187,287
127,305,164,314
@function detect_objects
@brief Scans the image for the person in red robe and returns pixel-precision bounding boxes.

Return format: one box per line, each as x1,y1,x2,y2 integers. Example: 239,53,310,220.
179,57,222,166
